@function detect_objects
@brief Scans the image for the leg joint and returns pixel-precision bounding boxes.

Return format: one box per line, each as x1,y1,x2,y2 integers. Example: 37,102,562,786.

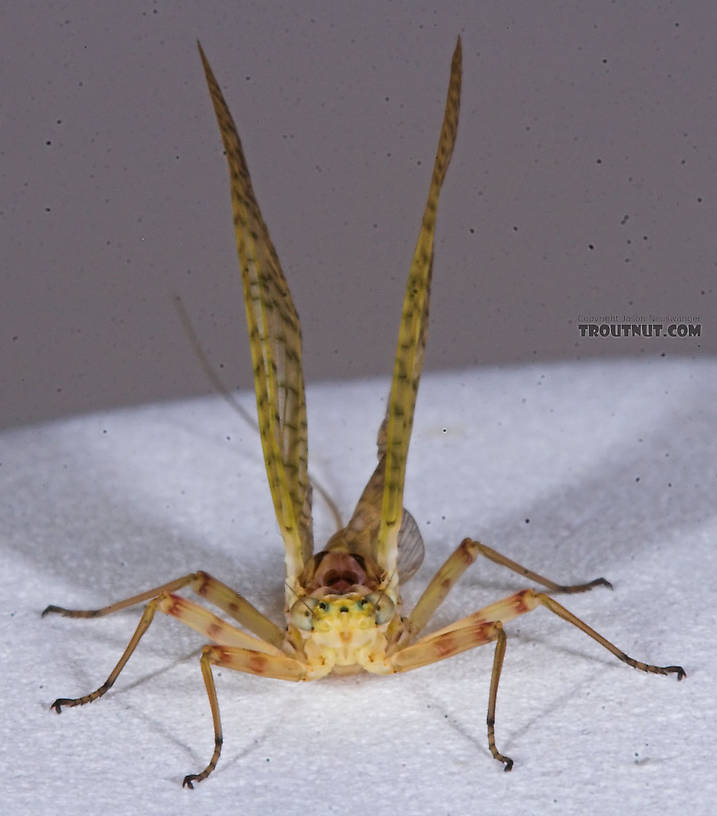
458,538,481,564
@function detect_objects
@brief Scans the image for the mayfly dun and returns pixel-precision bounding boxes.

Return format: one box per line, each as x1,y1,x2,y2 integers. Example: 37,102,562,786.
43,38,685,787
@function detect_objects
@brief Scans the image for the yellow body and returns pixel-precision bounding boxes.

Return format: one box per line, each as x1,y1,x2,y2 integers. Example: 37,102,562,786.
298,593,393,677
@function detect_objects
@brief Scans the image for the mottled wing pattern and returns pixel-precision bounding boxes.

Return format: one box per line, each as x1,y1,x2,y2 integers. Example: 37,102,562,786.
376,38,462,576
198,44,312,596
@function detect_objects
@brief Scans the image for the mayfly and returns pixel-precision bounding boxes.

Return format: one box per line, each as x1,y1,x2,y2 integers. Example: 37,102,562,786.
44,38,685,787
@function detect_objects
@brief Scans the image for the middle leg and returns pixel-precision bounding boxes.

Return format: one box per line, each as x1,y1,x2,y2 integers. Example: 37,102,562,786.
43,570,286,647
406,538,612,638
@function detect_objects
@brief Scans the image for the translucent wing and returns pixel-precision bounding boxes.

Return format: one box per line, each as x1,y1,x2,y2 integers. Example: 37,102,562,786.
340,417,424,582
394,507,425,580
376,416,425,580
376,38,462,577
198,44,312,597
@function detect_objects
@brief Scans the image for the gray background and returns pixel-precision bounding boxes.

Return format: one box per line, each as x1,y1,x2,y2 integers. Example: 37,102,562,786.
3,0,716,429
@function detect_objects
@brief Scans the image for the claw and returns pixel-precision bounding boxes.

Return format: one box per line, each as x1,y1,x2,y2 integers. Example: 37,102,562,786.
42,605,61,617
671,665,687,681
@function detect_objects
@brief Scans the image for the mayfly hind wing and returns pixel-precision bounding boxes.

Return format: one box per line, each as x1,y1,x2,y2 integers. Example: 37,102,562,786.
198,43,312,598
376,410,425,581
376,37,462,578
340,417,425,582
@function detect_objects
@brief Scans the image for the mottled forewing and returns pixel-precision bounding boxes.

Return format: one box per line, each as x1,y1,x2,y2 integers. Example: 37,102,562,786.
198,44,312,593
376,39,462,575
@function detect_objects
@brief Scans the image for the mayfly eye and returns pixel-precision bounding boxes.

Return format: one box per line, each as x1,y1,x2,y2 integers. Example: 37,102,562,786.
289,598,318,631
365,593,395,625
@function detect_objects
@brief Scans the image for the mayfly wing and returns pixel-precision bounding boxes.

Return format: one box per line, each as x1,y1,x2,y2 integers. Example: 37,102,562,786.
376,38,462,579
341,41,460,582
342,480,425,582
376,415,425,581
198,43,312,598
393,505,425,581
341,417,424,582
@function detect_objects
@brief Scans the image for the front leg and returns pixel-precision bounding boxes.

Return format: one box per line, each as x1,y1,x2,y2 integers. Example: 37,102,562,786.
390,589,684,770
184,643,308,788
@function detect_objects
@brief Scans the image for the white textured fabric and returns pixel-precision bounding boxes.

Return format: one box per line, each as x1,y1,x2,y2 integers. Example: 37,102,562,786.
2,360,712,815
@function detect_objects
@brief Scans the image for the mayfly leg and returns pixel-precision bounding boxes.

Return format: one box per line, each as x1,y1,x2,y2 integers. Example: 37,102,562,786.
182,644,306,787
183,646,223,789
405,538,612,639
48,594,163,712
535,593,686,678
42,573,199,619
486,622,511,770
391,588,684,768
43,570,285,645
43,576,291,713
46,583,307,787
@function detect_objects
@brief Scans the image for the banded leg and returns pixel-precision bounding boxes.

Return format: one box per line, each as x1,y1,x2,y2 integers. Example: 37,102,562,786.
43,569,285,647
183,644,307,788
391,588,685,769
406,538,612,638
48,589,309,785
49,591,288,712
392,614,512,768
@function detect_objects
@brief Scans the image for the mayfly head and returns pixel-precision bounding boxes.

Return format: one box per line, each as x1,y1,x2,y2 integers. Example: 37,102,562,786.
288,592,395,633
